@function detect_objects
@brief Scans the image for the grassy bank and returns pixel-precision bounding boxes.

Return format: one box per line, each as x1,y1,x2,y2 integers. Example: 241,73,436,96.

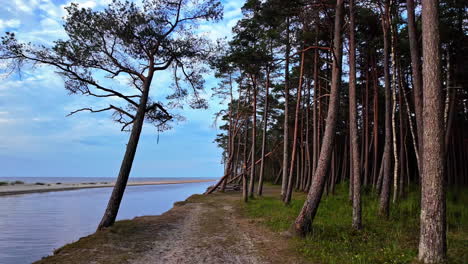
242,184,467,264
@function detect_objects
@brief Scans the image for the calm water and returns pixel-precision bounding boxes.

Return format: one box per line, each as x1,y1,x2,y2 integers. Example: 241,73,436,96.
0,176,215,184
0,180,214,264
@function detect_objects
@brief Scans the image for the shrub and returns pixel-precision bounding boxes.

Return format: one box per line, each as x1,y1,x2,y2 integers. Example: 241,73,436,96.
12,180,25,185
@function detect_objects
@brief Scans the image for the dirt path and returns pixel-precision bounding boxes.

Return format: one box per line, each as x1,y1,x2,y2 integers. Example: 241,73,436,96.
132,202,263,264
36,189,306,264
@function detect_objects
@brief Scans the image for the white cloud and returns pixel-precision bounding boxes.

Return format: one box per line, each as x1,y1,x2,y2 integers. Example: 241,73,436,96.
80,1,97,9
0,118,15,124
0,19,21,30
11,0,37,14
0,0,238,176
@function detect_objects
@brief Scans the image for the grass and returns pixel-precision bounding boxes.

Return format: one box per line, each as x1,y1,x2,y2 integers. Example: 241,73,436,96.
242,184,468,264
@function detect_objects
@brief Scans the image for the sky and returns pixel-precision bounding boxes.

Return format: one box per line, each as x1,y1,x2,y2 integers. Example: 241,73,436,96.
0,0,244,178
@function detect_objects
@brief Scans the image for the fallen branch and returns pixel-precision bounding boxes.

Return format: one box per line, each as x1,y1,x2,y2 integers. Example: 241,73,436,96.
205,142,281,195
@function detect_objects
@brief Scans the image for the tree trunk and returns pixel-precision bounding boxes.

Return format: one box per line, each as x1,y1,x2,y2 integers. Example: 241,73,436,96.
294,0,344,236
349,0,362,229
312,24,320,189
221,74,236,192
248,75,257,198
243,88,251,203
281,16,291,200
390,16,399,204
258,69,270,196
398,64,407,198
363,64,370,186
401,65,421,172
97,69,153,230
372,56,379,188
406,0,424,164
285,50,305,204
304,77,312,191
378,1,392,218
418,0,447,262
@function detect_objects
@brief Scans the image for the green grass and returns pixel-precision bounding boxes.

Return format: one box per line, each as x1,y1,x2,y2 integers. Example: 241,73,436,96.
242,184,468,264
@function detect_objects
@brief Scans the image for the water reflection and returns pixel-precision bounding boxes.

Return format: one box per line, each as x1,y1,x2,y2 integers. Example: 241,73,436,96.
0,182,212,264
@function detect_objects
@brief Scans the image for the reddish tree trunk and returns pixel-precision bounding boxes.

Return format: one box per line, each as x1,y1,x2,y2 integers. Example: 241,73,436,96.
248,75,257,198
285,51,306,204
418,0,447,262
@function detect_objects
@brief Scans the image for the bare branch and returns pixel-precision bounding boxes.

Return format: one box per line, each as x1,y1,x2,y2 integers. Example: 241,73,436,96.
67,104,135,120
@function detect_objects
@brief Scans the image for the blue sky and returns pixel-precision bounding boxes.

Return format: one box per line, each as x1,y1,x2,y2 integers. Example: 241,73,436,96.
0,0,243,178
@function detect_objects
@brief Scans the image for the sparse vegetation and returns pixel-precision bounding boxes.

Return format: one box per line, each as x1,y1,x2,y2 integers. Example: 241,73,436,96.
0,181,8,186
12,180,25,185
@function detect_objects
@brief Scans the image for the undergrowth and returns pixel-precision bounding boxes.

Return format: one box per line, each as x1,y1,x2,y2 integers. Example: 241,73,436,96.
242,184,467,264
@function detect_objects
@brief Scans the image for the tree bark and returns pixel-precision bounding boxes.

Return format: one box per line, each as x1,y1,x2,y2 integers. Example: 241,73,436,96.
372,56,380,188
378,0,392,218
248,75,257,198
312,24,320,189
363,64,370,186
258,69,270,196
406,0,424,165
349,0,362,229
285,50,306,204
243,88,251,203
294,0,344,236
97,68,154,230
390,14,399,204
281,17,291,200
221,73,236,192
418,0,447,262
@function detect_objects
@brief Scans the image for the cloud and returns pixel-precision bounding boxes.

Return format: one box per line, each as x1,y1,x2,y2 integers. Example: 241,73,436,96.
11,0,38,14
0,19,21,30
0,0,237,178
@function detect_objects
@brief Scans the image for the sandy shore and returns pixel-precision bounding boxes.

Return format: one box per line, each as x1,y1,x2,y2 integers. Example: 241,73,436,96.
0,179,215,196
35,185,304,264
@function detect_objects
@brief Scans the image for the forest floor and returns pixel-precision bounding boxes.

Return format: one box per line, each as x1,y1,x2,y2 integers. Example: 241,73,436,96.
243,184,467,264
35,185,307,264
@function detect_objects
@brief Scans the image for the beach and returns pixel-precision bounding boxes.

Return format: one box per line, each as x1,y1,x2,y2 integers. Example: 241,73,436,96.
0,179,215,196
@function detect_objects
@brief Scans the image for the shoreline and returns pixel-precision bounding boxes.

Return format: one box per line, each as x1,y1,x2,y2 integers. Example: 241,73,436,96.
34,185,301,264
0,179,215,197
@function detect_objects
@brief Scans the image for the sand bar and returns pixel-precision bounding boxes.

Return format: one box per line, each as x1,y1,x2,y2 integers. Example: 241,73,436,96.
0,179,215,196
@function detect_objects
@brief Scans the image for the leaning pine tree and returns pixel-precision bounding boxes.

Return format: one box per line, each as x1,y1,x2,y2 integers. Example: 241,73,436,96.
294,0,344,236
0,0,222,230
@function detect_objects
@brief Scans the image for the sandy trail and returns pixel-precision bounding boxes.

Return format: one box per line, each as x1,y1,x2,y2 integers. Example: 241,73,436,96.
132,203,264,264
36,188,306,264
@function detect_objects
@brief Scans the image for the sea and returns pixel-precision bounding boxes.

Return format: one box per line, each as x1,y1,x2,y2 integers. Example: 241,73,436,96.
0,177,216,264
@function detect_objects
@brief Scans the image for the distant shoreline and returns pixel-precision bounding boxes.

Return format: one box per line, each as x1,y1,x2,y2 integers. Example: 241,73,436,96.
0,180,215,197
